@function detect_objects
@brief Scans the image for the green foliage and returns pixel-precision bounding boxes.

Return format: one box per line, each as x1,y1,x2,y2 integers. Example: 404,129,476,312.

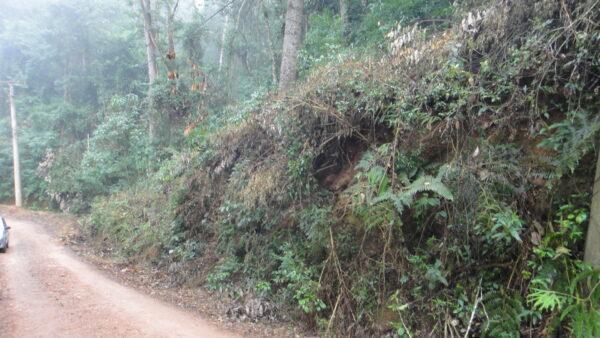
2,0,599,336
525,202,600,337
39,94,152,211
561,270,600,337
300,10,345,72
286,140,318,201
528,288,567,313
481,291,528,338
369,172,454,215
477,200,524,247
354,150,453,216
297,205,332,247
539,110,600,177
424,259,449,289
387,290,412,337
527,268,600,337
88,185,170,258
0,0,144,205
206,256,242,292
77,95,148,195
353,0,452,46
408,255,448,290
274,243,326,314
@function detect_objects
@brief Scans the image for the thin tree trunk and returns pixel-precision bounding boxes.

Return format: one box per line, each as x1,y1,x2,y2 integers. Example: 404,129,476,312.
167,0,178,58
225,0,248,99
218,14,229,74
166,0,179,79
339,0,348,34
8,83,22,207
63,59,71,103
140,0,158,84
585,150,600,268
140,0,158,141
261,1,278,86
278,0,304,95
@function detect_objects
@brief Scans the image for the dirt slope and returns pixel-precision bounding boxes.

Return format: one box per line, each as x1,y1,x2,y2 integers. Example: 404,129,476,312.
0,217,234,338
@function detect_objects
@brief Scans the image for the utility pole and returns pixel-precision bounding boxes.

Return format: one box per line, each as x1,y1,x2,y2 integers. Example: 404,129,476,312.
7,82,22,207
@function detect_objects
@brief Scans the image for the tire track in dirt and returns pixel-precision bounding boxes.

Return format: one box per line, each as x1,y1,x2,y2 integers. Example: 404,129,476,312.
0,217,234,338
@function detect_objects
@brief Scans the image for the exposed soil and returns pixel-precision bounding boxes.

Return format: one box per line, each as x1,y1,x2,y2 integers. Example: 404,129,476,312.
0,206,306,337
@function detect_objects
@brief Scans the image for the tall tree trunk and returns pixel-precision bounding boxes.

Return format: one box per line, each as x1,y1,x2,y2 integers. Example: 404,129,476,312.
339,0,348,34
165,0,179,79
140,0,158,84
261,1,278,86
278,0,304,95
63,59,71,103
8,83,22,207
218,14,229,74
585,150,600,268
225,0,248,100
140,0,158,141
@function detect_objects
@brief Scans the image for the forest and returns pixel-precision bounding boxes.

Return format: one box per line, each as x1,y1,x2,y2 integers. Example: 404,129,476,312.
0,0,599,336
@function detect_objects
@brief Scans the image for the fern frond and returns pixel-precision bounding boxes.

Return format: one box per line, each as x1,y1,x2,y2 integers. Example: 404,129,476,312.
538,110,600,176
482,291,526,338
527,288,568,312
562,302,600,338
405,175,454,201
389,175,453,215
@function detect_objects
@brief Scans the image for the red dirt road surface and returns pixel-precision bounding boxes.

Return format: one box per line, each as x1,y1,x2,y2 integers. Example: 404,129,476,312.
0,217,235,338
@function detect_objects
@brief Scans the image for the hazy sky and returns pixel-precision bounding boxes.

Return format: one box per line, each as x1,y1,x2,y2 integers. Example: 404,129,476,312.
4,0,61,7
2,0,205,11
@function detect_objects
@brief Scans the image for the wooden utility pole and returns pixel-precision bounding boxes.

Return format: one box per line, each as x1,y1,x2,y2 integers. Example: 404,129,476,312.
7,82,22,207
585,150,600,268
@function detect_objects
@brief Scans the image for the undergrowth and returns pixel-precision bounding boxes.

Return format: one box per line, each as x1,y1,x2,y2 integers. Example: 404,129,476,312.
87,0,600,335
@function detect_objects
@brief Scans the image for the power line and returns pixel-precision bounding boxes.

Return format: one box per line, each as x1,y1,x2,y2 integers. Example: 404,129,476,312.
199,0,237,29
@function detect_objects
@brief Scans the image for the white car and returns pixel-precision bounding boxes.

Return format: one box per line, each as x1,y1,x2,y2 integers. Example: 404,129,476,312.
0,217,10,252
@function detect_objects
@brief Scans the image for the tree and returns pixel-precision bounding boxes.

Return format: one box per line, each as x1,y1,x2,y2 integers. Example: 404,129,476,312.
140,0,159,140
165,0,180,79
261,0,278,86
278,0,304,94
339,0,348,34
585,152,600,268
218,13,229,74
140,0,159,85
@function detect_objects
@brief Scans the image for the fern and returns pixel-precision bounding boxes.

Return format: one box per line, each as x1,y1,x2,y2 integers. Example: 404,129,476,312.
406,175,454,200
527,288,567,312
355,152,453,216
538,110,600,177
528,267,600,337
482,291,528,338
391,175,454,215
562,269,600,337
565,305,600,338
298,205,332,246
413,194,441,217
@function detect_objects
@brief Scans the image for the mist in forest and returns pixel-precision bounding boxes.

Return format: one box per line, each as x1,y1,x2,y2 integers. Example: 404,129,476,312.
1,0,599,336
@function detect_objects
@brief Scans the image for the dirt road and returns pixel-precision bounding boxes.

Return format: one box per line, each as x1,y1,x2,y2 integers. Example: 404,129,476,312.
0,217,235,338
